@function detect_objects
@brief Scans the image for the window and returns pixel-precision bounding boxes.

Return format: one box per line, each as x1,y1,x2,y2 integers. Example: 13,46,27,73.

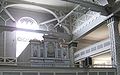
16,17,43,57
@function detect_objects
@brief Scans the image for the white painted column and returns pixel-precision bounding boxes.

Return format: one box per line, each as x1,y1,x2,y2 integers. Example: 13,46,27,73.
44,42,47,58
107,16,120,75
55,42,58,58
68,42,78,67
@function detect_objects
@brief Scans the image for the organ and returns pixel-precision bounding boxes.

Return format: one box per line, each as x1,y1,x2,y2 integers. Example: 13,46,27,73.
17,35,70,67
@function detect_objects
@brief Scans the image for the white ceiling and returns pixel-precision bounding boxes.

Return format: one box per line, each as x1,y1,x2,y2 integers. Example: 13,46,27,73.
7,0,76,14
22,0,74,7
77,24,109,50
84,24,108,41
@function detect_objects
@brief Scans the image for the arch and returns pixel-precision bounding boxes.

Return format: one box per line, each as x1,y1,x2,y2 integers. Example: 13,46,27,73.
5,4,71,34
16,17,38,30
5,4,60,23
61,25,71,35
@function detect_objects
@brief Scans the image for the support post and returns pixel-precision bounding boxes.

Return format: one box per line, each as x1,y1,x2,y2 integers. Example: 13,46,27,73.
107,16,120,75
68,41,78,67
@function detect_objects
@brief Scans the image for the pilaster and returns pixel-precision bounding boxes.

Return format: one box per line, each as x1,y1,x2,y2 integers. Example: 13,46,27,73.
107,16,120,75
68,41,78,67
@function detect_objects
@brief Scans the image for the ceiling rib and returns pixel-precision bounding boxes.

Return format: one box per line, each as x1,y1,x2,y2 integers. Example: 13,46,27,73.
0,1,16,22
54,5,80,28
62,0,108,16
5,4,60,23
39,16,64,25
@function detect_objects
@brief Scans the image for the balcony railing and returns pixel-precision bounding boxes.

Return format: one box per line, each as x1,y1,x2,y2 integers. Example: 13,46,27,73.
0,57,17,65
74,64,113,68
74,39,110,61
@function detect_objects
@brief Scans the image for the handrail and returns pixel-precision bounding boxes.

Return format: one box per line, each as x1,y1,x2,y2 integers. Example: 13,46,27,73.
74,39,110,61
74,64,113,68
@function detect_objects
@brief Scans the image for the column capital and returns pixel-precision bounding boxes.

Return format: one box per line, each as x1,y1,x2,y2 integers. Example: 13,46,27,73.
107,16,119,24
68,41,78,48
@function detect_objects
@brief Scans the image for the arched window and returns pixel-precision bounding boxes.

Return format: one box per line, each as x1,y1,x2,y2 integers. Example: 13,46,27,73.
16,17,43,57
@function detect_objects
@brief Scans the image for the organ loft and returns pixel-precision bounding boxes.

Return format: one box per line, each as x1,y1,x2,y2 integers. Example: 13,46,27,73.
17,35,71,67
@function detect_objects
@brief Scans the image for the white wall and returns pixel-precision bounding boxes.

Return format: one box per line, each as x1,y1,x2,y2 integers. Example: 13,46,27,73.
0,7,54,58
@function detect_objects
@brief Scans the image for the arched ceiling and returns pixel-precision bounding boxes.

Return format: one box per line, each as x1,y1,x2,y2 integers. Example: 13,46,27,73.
22,0,74,7
6,0,76,10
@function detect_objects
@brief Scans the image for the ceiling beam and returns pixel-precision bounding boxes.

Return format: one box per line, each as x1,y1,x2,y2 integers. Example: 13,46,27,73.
39,16,64,25
62,0,108,16
0,25,70,39
0,1,16,22
54,5,80,28
6,0,61,12
2,7,16,22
